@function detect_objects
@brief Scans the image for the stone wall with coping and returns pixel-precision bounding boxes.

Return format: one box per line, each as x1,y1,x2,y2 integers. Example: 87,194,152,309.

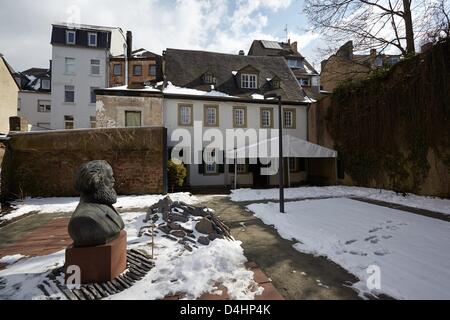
1,127,167,201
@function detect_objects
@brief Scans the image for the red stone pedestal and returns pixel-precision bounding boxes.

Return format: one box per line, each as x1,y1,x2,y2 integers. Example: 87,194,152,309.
65,230,127,284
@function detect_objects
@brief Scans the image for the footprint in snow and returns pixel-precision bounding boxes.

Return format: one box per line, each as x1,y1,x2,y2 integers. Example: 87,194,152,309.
345,239,357,245
349,251,368,256
369,227,383,233
374,249,390,256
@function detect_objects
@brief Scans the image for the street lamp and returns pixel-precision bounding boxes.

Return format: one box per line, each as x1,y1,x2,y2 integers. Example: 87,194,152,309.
264,93,285,213
117,28,128,87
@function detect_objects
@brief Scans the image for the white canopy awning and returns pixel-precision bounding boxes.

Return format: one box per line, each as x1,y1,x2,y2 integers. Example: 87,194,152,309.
225,135,337,159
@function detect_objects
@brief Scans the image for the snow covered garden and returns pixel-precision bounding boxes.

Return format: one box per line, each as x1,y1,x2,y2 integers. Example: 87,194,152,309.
0,193,262,300
231,186,450,300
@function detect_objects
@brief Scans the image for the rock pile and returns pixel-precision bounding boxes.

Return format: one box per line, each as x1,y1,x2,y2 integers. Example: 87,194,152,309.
142,196,232,250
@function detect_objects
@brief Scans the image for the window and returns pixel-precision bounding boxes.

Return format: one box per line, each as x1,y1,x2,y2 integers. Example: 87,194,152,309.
66,30,76,45
237,163,248,174
389,57,400,65
88,33,98,47
204,150,218,174
241,74,257,89
260,108,273,128
64,116,74,130
271,79,280,89
65,85,75,103
298,78,310,86
113,64,122,76
90,87,99,104
375,56,383,67
37,100,51,113
133,65,142,76
90,116,97,128
233,107,247,128
125,111,142,127
91,59,100,75
203,73,216,84
204,105,218,127
283,109,296,129
178,104,193,126
17,98,21,111
149,65,157,77
65,58,75,74
41,79,50,90
287,59,303,69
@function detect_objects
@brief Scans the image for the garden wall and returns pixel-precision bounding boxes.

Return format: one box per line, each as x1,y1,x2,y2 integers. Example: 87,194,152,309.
309,39,450,197
1,127,168,201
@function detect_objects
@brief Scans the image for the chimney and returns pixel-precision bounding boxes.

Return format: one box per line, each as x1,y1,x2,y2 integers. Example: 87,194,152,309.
291,41,298,53
239,50,245,56
126,31,133,59
370,49,377,57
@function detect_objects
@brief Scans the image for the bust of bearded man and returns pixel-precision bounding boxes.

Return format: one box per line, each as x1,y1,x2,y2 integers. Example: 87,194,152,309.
68,160,125,248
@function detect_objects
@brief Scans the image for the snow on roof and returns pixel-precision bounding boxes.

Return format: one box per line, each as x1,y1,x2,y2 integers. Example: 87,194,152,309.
232,71,238,76
106,85,160,92
251,93,265,100
303,96,317,103
163,82,237,98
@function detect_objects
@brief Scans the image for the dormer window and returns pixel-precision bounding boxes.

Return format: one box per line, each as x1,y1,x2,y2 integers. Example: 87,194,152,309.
269,77,280,89
287,59,303,69
241,74,257,89
41,79,50,90
203,73,216,84
88,33,98,47
66,30,76,45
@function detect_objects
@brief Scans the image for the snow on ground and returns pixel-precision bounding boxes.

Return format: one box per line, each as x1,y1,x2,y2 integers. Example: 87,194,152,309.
0,193,198,222
230,186,450,215
247,198,450,300
0,195,261,300
0,255,28,265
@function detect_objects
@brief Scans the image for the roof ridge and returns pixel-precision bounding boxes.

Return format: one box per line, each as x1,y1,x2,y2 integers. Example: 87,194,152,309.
166,48,287,61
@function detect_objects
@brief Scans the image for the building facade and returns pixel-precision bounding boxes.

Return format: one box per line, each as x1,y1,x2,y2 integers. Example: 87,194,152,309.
50,23,122,130
96,49,337,188
321,41,401,92
15,67,52,131
109,49,162,87
0,54,19,134
248,40,321,99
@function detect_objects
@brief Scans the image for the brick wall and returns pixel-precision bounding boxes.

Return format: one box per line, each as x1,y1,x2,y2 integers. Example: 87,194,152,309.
1,127,167,201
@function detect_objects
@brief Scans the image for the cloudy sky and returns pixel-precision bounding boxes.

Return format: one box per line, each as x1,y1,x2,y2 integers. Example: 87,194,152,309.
0,0,323,72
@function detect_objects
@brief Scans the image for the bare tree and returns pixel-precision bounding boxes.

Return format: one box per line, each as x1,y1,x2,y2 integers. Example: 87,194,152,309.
303,0,424,56
422,0,450,43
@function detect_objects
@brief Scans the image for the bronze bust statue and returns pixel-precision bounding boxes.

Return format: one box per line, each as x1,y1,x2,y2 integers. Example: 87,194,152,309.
68,160,125,248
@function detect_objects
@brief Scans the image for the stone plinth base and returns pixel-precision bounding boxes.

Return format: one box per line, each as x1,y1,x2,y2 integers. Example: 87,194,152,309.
65,230,127,284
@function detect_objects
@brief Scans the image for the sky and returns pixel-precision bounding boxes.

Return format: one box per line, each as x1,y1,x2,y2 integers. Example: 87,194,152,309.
0,0,323,72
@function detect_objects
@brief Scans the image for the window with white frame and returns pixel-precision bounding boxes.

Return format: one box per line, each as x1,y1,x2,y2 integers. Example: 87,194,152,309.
261,108,272,128
65,58,75,74
64,115,74,130
66,30,76,45
41,79,50,90
37,100,51,113
88,33,98,47
233,107,246,127
284,109,296,128
204,149,218,174
205,105,218,126
287,59,303,69
241,74,257,89
179,104,193,126
91,59,100,75
65,85,75,103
